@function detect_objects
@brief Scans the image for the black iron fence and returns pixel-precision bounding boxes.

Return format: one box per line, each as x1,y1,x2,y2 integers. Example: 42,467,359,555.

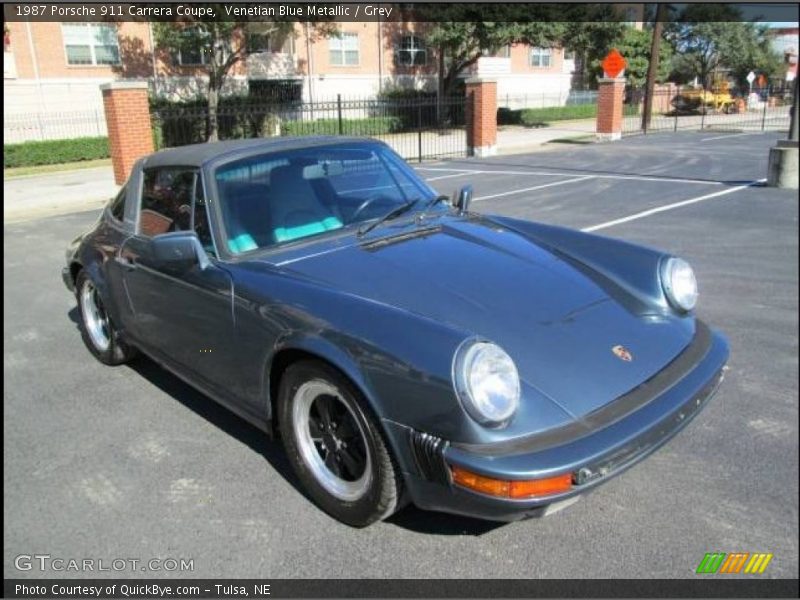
151,95,467,161
623,86,793,136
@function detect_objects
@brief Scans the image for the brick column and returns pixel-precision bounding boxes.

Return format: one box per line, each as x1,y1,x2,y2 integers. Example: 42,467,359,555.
466,77,498,157
101,81,154,185
596,77,626,141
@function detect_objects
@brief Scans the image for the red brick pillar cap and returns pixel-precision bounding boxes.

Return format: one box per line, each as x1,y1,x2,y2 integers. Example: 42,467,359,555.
597,77,627,84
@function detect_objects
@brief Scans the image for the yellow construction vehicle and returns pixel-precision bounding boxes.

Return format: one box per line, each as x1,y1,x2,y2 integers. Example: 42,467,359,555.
672,78,737,114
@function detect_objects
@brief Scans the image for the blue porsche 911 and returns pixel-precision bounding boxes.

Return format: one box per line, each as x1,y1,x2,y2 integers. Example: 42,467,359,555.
63,137,729,527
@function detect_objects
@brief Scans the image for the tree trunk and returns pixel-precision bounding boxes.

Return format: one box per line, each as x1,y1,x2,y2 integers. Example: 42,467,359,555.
207,74,220,142
437,44,445,125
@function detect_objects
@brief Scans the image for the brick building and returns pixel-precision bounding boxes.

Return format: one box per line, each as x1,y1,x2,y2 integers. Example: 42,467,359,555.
3,20,590,112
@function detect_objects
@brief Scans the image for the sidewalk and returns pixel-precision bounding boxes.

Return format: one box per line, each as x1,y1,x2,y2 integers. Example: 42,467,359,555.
3,119,598,222
3,166,118,222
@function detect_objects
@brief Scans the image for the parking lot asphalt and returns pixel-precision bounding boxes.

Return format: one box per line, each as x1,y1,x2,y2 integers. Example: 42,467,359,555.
4,131,798,578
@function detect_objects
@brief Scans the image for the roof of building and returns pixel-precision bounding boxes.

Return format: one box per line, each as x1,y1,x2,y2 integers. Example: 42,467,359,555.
140,136,380,169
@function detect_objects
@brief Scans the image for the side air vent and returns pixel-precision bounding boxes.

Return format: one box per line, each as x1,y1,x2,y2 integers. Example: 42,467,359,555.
409,430,450,484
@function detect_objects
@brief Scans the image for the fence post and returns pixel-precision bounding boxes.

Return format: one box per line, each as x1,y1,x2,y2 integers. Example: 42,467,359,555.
337,94,343,135
761,93,768,131
417,99,423,163
674,107,678,132
101,81,154,185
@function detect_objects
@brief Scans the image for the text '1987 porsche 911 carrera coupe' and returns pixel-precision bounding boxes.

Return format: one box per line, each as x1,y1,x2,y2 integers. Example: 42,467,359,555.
63,137,729,527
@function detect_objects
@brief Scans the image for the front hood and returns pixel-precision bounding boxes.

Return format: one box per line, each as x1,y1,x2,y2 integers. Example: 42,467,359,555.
273,216,694,419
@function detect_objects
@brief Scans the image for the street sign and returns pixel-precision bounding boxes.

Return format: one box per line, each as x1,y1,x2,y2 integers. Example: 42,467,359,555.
747,71,756,84
602,49,627,79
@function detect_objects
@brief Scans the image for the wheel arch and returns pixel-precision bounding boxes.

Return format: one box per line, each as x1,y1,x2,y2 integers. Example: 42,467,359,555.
265,336,416,480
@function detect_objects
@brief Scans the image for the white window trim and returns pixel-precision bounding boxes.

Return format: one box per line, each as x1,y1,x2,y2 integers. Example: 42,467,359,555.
397,35,427,67
62,23,120,67
529,47,552,68
329,32,359,67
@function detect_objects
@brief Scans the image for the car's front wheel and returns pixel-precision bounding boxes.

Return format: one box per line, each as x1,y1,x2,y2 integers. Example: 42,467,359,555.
75,270,136,365
277,360,402,527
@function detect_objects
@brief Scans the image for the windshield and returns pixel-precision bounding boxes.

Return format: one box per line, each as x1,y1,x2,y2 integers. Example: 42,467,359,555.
213,143,437,254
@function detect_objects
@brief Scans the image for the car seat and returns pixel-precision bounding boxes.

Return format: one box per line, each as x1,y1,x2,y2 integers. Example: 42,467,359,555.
267,164,343,243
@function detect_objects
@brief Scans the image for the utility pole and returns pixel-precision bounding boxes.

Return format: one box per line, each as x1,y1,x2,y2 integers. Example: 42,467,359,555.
790,75,799,143
641,4,668,132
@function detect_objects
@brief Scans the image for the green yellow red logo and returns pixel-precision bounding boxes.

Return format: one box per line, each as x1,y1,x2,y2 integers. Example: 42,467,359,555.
696,552,773,574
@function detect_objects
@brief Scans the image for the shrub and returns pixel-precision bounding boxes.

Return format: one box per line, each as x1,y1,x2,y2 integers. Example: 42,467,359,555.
4,136,109,168
282,116,403,136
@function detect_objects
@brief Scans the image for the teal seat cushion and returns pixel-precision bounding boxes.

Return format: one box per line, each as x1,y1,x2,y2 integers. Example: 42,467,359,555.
274,217,343,243
228,233,258,254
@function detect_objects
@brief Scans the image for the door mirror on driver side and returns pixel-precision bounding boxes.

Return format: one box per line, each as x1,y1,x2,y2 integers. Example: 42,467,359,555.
456,185,473,214
151,231,209,273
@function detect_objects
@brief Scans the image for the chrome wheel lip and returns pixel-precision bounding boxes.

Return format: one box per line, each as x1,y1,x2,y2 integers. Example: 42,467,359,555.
80,279,111,352
292,380,372,502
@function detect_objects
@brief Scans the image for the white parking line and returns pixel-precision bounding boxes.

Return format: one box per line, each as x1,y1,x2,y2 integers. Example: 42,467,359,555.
475,176,594,202
581,180,765,233
417,167,721,186
700,132,756,142
425,172,478,182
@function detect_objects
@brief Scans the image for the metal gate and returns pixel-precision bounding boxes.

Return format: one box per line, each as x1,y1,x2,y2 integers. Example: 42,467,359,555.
151,94,467,161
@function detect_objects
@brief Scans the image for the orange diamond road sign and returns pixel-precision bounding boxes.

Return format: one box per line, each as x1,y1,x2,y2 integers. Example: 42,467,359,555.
602,49,627,78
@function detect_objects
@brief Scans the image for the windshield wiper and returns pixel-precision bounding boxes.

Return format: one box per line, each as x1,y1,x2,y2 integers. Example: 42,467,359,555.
357,198,420,237
420,194,451,216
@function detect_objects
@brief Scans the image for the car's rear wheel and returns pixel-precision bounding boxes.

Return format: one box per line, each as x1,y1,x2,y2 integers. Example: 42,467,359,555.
277,360,402,527
75,270,136,365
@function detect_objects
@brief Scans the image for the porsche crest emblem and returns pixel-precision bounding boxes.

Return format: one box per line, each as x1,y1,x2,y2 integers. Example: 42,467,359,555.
612,345,633,362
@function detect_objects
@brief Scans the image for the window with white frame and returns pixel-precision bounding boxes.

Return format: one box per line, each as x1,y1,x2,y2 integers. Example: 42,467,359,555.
329,32,358,66
529,47,552,67
396,35,427,66
173,28,210,66
62,23,120,66
247,31,294,54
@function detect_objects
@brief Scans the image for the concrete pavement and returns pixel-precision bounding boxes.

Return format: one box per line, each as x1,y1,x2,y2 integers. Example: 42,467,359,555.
4,166,118,223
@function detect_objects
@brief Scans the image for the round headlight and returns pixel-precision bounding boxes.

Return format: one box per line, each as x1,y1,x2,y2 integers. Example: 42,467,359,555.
453,341,520,427
661,257,698,312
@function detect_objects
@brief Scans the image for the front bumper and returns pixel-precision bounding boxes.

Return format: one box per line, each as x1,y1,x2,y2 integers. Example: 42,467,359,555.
386,320,729,522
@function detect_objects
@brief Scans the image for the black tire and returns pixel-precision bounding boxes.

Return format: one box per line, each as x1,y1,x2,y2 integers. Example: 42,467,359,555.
75,270,137,366
277,359,402,527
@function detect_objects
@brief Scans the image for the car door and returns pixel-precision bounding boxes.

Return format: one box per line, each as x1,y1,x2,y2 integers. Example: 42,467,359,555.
119,166,256,411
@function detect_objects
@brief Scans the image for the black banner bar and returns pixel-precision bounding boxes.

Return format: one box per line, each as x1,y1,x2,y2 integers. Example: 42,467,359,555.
3,2,800,23
4,579,800,598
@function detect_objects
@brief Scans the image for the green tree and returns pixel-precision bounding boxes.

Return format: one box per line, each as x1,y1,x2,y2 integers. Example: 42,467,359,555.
418,4,625,99
590,26,673,88
666,4,782,89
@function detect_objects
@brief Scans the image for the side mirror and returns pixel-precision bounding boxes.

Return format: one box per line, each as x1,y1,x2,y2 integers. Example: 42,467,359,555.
455,185,473,214
151,231,210,273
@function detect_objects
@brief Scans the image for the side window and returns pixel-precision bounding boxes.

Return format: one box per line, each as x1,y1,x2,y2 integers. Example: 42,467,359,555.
108,184,127,222
139,167,196,236
193,176,216,258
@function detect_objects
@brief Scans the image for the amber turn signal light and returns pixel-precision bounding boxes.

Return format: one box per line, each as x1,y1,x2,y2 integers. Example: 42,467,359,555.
450,466,572,499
